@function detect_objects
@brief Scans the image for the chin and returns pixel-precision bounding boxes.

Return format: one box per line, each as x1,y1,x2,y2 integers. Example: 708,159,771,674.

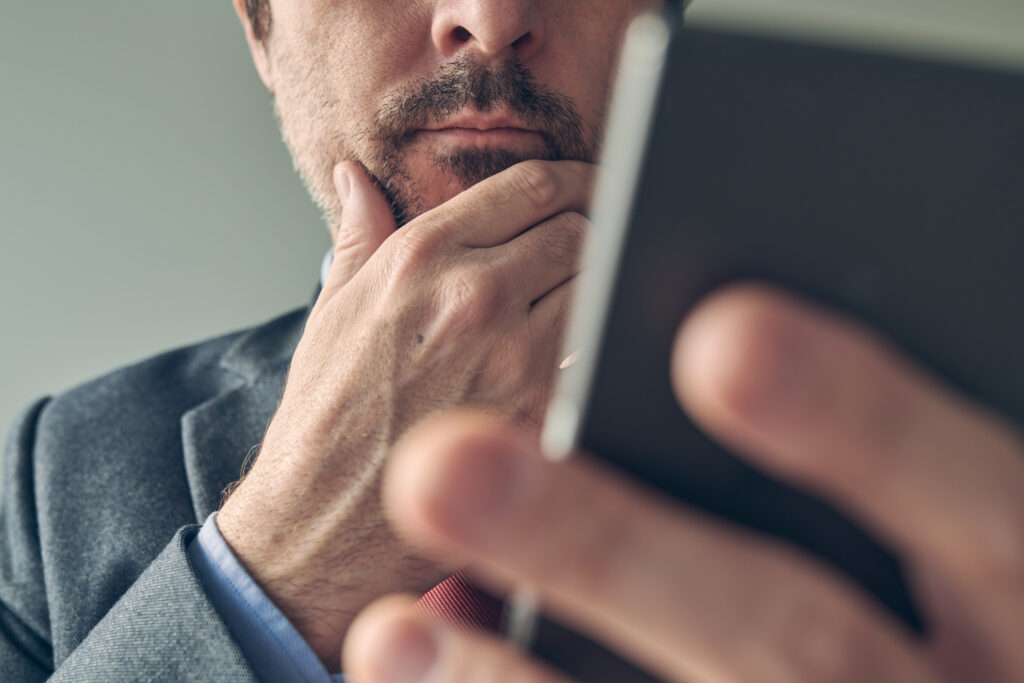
389,143,554,224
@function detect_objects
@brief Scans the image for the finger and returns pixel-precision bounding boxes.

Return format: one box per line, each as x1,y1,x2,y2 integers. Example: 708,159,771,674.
385,412,936,683
344,594,571,683
673,283,1024,583
419,160,594,249
492,211,587,309
324,161,398,293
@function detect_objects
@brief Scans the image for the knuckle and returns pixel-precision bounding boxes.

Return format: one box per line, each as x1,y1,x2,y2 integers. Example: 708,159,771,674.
387,230,441,278
540,212,589,267
510,160,560,208
563,209,591,236
438,268,503,330
478,342,551,423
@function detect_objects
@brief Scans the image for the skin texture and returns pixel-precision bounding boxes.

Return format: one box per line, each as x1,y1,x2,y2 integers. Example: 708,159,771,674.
227,1,1024,680
237,0,650,231
219,0,659,669
346,285,1024,683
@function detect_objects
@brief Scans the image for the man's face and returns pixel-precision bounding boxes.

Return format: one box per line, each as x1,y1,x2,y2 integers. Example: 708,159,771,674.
248,0,661,229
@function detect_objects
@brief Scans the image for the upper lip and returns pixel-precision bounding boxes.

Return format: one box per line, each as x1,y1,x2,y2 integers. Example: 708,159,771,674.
421,111,539,133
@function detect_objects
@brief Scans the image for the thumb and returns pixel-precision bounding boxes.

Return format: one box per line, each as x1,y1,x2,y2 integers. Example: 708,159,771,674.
327,161,397,291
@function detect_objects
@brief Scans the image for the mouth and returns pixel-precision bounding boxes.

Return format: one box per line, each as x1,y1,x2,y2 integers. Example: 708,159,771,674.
416,111,544,146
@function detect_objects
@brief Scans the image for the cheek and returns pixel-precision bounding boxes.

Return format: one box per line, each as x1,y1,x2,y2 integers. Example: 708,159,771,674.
325,3,435,105
542,5,644,132
276,1,433,114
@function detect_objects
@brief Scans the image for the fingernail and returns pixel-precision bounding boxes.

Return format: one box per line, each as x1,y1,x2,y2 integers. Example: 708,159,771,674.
335,165,351,206
751,327,806,411
678,295,817,432
371,617,439,683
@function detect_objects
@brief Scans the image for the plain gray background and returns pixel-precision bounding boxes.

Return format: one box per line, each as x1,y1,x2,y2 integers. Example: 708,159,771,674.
1,1,329,434
2,0,1023,435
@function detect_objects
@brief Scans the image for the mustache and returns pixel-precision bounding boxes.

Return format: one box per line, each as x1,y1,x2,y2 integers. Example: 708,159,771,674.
372,55,593,162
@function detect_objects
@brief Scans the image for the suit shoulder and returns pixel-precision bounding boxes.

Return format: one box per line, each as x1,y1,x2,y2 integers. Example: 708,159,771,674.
37,306,308,446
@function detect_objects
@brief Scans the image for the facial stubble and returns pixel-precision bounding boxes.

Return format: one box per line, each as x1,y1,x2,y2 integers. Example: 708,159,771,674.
274,51,599,230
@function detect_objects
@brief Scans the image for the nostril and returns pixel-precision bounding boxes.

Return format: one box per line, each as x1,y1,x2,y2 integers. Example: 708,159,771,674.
511,33,533,51
453,26,472,44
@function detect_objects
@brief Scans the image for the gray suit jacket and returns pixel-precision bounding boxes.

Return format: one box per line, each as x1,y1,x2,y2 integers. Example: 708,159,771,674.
0,305,310,681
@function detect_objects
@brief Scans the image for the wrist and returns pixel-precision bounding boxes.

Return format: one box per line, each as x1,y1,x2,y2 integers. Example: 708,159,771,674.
216,492,352,666
216,468,443,667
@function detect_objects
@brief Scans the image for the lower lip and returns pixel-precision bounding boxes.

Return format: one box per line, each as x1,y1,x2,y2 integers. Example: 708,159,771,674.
416,128,543,146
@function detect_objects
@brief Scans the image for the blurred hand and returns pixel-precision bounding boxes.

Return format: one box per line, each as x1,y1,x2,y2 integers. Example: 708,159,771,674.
218,159,594,665
345,284,1024,682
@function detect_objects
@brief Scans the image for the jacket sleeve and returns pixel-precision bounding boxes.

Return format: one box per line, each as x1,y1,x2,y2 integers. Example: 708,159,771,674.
50,526,260,682
0,399,261,682
189,514,342,682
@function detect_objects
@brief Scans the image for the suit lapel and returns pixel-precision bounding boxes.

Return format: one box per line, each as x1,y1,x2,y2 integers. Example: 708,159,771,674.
180,307,309,522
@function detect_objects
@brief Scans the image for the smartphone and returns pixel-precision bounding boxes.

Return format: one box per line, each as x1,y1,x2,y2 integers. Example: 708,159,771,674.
508,8,1024,681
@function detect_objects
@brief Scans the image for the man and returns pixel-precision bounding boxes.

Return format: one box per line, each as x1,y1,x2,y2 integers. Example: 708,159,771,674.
2,1,1022,682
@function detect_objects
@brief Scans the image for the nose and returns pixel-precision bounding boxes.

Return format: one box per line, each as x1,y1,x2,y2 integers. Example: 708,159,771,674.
431,0,543,62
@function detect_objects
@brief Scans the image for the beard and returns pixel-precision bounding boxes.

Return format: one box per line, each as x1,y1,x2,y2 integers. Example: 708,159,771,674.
368,55,597,225
272,50,599,230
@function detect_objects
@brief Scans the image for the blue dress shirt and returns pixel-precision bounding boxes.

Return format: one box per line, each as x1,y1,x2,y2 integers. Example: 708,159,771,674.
188,513,346,683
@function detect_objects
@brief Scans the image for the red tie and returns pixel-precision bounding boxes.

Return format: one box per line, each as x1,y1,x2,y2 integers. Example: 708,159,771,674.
415,571,504,635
